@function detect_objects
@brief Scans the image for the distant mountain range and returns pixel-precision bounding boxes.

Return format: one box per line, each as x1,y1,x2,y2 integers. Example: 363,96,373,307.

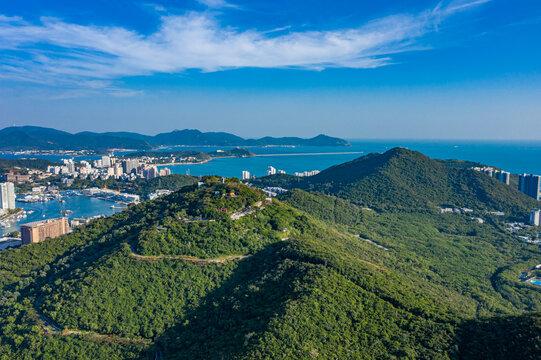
0,126,350,152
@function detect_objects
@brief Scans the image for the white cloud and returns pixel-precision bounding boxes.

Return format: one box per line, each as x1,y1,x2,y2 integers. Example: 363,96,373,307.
197,0,238,9
0,1,490,94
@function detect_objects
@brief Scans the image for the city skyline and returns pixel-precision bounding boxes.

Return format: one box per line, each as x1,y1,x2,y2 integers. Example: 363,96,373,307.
0,0,540,139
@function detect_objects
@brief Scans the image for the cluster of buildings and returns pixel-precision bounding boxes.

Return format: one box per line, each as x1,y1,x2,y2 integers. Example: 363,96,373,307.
241,167,320,180
439,207,473,214
262,187,288,197
472,166,541,201
47,155,172,183
266,166,287,176
472,167,510,185
294,170,320,177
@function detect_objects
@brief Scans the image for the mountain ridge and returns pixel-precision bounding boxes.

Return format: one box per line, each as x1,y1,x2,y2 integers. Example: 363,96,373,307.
252,147,540,215
0,126,350,152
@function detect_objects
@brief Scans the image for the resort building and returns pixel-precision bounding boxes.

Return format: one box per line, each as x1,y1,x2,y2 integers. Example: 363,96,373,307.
21,217,70,245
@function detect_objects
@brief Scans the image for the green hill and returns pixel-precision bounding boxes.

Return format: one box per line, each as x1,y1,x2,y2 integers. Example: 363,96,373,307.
254,148,539,216
0,176,540,359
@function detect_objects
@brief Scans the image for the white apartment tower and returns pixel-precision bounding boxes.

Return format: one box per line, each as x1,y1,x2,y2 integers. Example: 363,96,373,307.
0,182,16,210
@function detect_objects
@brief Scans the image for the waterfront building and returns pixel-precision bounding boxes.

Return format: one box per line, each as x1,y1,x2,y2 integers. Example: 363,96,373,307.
0,182,16,210
531,209,541,226
21,217,70,245
159,167,171,177
519,174,541,200
267,166,277,176
242,171,251,180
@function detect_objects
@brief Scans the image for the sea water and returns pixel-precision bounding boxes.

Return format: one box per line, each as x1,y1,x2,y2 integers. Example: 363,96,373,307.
156,140,541,178
0,196,121,237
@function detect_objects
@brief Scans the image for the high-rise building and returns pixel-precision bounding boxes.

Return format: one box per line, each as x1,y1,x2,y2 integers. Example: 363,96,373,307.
62,159,76,174
519,174,541,200
21,217,70,245
122,159,139,174
530,209,541,226
101,156,111,168
113,163,124,178
242,171,251,180
159,167,171,176
143,166,159,179
0,182,16,210
267,166,276,176
493,170,510,185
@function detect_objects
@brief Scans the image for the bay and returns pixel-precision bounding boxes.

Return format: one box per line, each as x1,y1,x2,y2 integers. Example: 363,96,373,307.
157,140,541,178
0,195,122,237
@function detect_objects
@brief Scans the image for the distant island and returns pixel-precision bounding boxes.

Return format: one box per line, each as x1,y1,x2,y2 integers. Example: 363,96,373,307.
0,126,350,153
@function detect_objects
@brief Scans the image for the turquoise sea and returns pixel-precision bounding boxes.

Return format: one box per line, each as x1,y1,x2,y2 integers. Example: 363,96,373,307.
155,140,541,178
2,140,541,177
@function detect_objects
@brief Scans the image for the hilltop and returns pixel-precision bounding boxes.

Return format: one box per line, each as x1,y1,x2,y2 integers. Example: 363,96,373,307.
252,147,540,216
0,126,350,152
0,175,539,359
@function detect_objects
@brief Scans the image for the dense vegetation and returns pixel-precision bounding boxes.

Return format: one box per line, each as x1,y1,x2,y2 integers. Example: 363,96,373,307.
257,148,540,217
0,158,59,174
1,150,540,359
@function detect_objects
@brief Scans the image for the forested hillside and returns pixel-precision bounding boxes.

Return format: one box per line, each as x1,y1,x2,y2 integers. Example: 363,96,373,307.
254,147,540,216
0,163,540,359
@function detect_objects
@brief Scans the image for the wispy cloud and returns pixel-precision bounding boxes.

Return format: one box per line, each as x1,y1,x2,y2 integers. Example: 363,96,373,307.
0,1,489,94
196,0,239,9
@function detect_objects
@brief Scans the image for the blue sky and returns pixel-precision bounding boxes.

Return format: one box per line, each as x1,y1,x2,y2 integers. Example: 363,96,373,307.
0,0,540,139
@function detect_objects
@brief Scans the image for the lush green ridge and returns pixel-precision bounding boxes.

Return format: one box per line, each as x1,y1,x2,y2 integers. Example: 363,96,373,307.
257,148,540,216
0,155,540,359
